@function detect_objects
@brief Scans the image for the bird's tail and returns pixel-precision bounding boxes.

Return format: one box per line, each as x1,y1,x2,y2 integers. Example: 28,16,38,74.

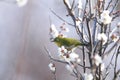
81,42,90,46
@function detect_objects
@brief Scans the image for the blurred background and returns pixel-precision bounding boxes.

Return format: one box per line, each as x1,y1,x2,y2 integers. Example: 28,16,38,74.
0,0,75,80
0,0,119,80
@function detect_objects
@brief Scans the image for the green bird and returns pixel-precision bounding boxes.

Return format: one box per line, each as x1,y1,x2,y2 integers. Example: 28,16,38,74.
52,36,88,51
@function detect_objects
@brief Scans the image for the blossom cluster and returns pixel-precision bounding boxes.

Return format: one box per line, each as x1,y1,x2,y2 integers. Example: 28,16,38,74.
100,10,112,25
47,0,120,80
48,23,107,79
50,23,69,39
49,23,82,73
16,0,28,7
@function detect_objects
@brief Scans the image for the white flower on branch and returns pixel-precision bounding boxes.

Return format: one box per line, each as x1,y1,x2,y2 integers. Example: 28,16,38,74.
16,0,28,7
58,47,81,63
78,0,82,9
100,10,112,25
110,34,119,42
58,46,68,54
69,52,81,63
76,18,82,26
117,22,120,33
58,46,73,62
65,64,74,73
65,27,69,32
117,22,120,27
60,26,69,32
58,46,68,60
101,63,105,71
50,24,59,38
109,26,119,42
94,54,102,66
97,33,108,45
48,63,56,73
83,73,93,80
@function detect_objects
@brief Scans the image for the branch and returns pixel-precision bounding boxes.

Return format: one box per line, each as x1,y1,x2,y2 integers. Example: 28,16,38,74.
113,70,120,80
78,64,91,69
63,0,83,41
110,0,119,14
114,46,120,80
71,0,75,10
104,38,120,56
50,9,74,26
92,17,97,45
106,0,113,10
44,46,68,64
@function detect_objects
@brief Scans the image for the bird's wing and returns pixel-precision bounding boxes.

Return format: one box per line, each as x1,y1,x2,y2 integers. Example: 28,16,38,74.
62,37,80,46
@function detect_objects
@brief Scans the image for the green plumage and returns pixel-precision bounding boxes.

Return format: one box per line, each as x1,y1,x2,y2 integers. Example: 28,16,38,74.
53,36,85,50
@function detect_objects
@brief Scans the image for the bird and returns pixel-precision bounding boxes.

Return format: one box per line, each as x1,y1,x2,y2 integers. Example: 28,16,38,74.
51,36,88,51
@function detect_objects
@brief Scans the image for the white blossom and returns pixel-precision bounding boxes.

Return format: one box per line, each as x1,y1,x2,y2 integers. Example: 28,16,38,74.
78,0,82,9
16,0,28,7
84,73,93,80
57,46,71,62
76,18,82,26
117,22,120,32
109,27,119,42
117,22,120,27
110,34,119,42
97,33,108,45
60,25,69,32
65,27,69,32
50,24,59,38
101,63,105,71
48,63,56,72
76,58,81,63
65,64,74,73
100,10,112,24
58,49,81,63
94,54,102,66
69,52,81,63
58,46,68,54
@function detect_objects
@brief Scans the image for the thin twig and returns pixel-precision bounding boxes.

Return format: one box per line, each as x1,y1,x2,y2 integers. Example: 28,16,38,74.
50,9,74,26
104,38,120,56
110,0,119,14
78,64,91,69
114,46,120,80
71,0,75,10
106,0,113,10
63,0,83,42
44,46,68,64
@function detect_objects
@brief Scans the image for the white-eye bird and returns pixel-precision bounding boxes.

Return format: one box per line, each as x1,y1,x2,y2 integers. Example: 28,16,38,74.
52,36,88,51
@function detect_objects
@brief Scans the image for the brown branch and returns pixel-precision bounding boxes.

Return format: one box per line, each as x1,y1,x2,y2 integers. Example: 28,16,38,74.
63,0,83,41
